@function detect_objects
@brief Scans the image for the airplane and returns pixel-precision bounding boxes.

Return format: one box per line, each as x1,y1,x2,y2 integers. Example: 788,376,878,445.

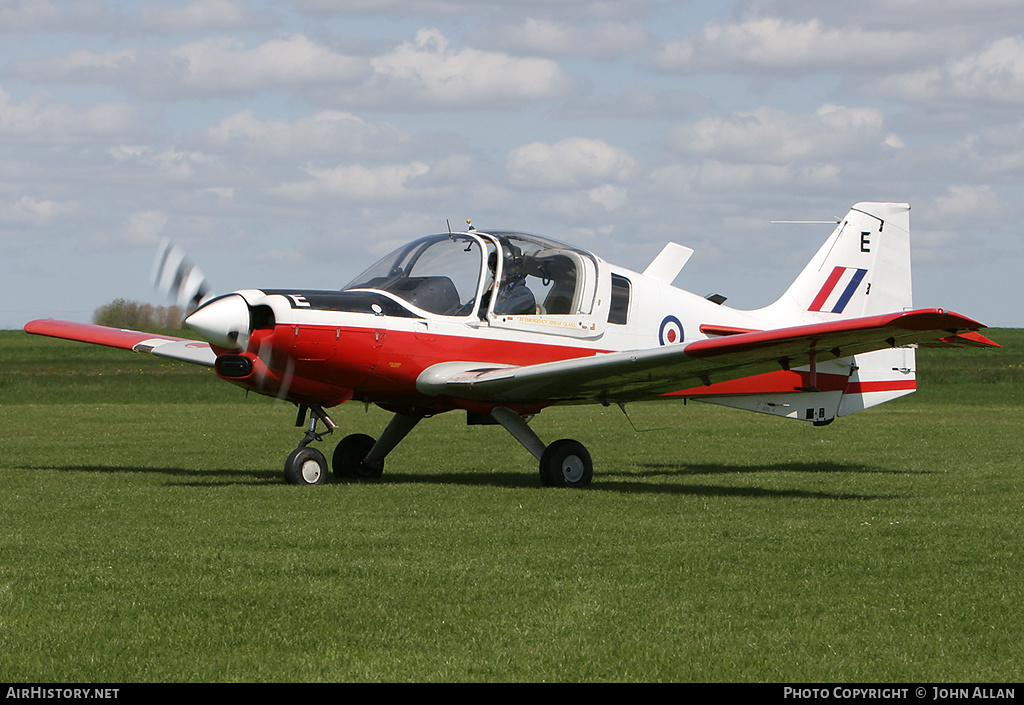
25,202,998,488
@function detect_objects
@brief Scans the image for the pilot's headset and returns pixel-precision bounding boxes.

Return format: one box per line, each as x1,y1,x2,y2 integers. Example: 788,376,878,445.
502,246,527,280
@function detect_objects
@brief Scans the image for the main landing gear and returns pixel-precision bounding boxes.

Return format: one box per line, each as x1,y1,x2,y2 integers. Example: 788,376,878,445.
282,404,593,488
489,407,593,487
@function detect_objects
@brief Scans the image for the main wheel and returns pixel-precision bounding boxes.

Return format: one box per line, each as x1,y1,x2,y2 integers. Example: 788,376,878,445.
332,433,383,479
539,439,593,488
284,447,329,485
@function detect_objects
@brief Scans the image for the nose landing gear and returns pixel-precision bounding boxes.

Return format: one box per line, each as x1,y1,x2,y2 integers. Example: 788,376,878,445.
283,405,424,485
283,404,337,485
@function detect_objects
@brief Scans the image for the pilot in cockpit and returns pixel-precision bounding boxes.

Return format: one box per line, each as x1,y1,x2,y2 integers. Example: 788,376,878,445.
481,248,536,317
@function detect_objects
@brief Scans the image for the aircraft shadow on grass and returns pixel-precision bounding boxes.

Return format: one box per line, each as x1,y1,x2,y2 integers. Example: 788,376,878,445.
27,460,917,499
31,464,280,486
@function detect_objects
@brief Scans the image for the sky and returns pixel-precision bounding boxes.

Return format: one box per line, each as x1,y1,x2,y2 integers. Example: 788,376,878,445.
2,0,1022,330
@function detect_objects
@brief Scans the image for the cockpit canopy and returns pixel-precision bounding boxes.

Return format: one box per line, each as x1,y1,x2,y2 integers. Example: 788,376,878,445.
343,231,599,319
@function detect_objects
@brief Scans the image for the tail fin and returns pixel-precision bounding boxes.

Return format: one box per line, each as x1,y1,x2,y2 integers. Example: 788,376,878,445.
771,202,912,321
767,202,917,416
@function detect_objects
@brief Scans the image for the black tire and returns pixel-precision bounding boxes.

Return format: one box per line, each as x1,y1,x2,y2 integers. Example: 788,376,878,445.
332,433,383,479
539,439,593,488
284,447,329,485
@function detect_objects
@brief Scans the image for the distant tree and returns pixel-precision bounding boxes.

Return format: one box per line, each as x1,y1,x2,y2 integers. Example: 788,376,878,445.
92,298,184,330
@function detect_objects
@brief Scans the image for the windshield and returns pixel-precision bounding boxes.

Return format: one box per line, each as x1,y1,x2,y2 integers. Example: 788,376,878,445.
344,234,484,316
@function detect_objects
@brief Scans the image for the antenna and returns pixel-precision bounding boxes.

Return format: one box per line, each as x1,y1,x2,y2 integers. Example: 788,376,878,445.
617,403,674,433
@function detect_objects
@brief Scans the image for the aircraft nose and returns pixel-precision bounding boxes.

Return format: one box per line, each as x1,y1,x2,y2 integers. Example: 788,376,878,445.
184,293,251,350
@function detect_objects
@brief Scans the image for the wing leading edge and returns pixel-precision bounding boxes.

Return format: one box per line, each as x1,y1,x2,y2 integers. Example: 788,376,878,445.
416,309,998,405
24,319,216,367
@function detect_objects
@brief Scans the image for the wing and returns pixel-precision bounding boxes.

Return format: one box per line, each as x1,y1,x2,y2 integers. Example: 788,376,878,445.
24,319,216,367
416,308,998,405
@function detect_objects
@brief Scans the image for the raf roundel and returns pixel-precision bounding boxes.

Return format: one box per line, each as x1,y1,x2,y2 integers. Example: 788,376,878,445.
659,315,684,346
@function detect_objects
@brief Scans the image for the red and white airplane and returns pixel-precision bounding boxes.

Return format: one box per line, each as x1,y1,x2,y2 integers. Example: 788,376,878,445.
26,202,997,487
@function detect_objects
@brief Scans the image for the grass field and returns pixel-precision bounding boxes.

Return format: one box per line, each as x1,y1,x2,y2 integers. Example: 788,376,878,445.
1,329,1021,682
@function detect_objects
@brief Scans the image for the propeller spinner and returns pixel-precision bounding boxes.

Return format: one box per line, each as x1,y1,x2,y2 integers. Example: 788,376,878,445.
183,294,252,351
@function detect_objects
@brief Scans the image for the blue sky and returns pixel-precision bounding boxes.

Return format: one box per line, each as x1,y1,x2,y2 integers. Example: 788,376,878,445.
3,0,1021,329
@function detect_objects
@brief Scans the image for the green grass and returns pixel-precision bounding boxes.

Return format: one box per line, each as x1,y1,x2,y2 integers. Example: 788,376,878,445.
1,330,1021,682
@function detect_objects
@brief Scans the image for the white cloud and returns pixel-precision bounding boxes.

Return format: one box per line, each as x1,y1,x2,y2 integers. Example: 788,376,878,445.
477,18,647,60
168,35,369,96
767,0,1024,36
11,35,369,99
121,210,168,245
109,145,218,182
588,184,630,212
668,105,887,164
929,184,1002,221
0,0,120,34
291,0,481,15
0,195,79,227
197,109,416,161
690,160,830,192
363,28,573,108
11,28,569,108
275,161,432,203
291,0,652,20
652,17,934,75
878,36,1024,106
506,137,638,190
0,89,149,144
135,0,277,33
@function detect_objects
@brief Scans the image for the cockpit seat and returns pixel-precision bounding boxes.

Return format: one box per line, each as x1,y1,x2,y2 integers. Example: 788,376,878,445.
390,276,461,315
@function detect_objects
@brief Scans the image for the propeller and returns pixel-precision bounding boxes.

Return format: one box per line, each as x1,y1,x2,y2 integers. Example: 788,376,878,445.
254,334,296,405
152,239,250,351
151,238,299,404
152,238,214,312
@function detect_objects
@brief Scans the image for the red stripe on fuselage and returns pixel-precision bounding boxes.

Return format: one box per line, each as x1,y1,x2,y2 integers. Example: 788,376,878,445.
664,373,916,399
258,323,606,410
844,380,916,394
663,370,850,397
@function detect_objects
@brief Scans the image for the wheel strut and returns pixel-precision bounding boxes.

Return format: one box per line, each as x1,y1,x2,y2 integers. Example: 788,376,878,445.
489,406,593,487
295,404,338,448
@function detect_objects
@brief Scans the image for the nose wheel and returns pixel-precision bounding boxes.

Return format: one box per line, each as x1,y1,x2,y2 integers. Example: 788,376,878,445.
284,446,329,485
283,404,338,485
